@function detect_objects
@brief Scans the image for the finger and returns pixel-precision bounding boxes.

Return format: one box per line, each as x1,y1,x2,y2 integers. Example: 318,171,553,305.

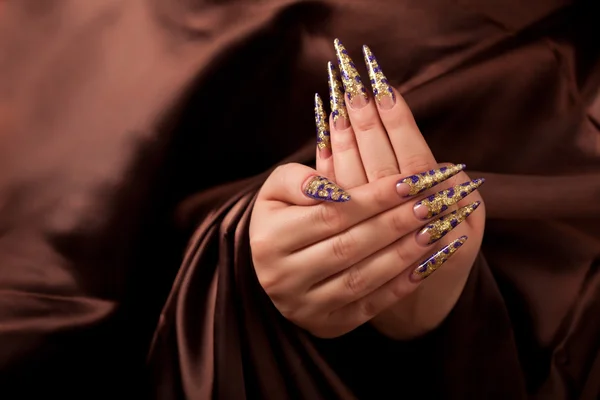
361,45,436,174
413,177,485,220
334,40,399,182
327,61,367,188
293,195,480,287
305,223,431,298
257,163,350,206
272,165,465,251
327,236,469,335
314,93,335,180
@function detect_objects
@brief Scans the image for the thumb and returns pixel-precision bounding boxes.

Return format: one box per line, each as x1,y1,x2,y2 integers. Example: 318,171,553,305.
258,163,351,205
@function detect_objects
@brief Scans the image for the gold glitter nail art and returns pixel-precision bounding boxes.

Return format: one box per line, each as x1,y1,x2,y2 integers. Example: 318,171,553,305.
304,176,351,202
416,178,485,219
411,236,468,281
314,93,331,151
334,39,368,104
363,45,395,104
327,61,348,126
420,201,481,244
398,164,466,196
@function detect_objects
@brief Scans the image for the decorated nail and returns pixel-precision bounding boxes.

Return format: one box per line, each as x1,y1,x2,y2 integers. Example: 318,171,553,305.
414,178,485,219
411,236,468,281
327,61,349,129
417,201,480,244
314,93,331,152
304,176,351,202
363,45,395,108
334,39,369,108
396,164,466,197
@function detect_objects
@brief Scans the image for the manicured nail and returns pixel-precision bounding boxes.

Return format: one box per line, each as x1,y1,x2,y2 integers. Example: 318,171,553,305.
334,39,369,109
304,176,351,202
414,178,485,219
396,164,466,197
327,61,350,130
363,45,395,109
410,236,468,281
417,201,481,245
314,93,331,156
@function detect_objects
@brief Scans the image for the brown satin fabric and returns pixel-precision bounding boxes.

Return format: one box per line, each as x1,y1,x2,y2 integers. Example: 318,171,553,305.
1,0,599,399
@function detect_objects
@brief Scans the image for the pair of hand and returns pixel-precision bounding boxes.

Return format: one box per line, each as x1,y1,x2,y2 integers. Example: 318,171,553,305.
249,39,485,339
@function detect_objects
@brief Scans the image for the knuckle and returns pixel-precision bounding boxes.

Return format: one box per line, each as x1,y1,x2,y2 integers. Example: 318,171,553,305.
390,279,412,300
330,131,358,153
393,243,411,267
343,265,366,296
279,306,302,325
353,116,380,133
369,165,400,181
358,298,379,320
256,270,281,295
387,210,408,235
332,231,357,263
249,235,273,264
386,106,415,131
401,154,435,175
369,182,393,210
317,204,345,232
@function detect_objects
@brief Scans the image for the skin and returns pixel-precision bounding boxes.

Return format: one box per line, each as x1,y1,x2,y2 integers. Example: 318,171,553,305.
250,77,485,340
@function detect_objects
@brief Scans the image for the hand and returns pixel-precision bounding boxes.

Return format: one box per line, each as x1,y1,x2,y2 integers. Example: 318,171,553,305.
320,40,487,338
249,39,485,339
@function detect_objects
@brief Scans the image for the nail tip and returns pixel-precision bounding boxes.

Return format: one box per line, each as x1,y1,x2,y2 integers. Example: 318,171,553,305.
304,176,349,202
413,234,467,280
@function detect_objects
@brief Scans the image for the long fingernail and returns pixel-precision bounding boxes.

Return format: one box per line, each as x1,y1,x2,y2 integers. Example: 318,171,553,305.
334,39,369,109
414,178,485,219
304,176,351,202
395,164,466,197
410,236,468,281
314,93,332,157
417,201,481,245
327,61,350,130
363,45,395,110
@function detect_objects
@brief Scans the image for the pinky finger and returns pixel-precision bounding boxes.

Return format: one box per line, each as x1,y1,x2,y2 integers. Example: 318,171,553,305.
315,93,336,180
329,236,468,334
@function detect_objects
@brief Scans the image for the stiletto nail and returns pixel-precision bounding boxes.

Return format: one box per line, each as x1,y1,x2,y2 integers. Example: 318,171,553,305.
414,178,485,219
363,45,395,109
334,39,369,109
417,201,481,244
327,61,350,130
396,164,466,197
411,236,468,281
314,93,331,153
304,176,351,202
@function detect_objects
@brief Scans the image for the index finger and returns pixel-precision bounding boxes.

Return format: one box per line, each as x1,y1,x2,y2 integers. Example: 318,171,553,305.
362,45,437,173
